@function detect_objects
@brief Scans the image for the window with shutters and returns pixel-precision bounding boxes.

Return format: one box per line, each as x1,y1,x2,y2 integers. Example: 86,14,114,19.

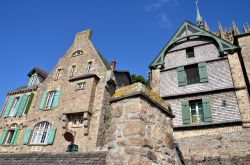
8,97,20,117
177,63,208,87
44,91,56,109
189,100,204,123
186,47,195,58
182,98,212,125
185,64,200,85
30,122,51,144
39,90,61,110
0,123,21,145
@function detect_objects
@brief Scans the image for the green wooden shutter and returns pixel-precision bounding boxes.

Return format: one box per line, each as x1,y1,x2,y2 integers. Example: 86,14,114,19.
3,96,15,118
23,128,32,145
39,92,48,110
12,129,21,145
24,93,34,115
52,90,61,109
16,95,28,117
13,96,23,117
47,128,57,144
202,98,212,122
198,62,208,83
0,129,8,144
177,67,187,86
182,100,190,124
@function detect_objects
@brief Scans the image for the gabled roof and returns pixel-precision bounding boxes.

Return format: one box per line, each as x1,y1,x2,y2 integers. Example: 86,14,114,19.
150,20,239,68
27,67,48,78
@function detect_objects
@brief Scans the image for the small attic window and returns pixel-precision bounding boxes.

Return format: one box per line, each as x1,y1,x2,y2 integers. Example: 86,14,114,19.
72,50,84,57
186,47,195,58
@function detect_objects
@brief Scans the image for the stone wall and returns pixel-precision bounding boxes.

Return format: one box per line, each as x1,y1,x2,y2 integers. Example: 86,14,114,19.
228,52,250,128
0,151,107,165
105,83,177,165
167,91,241,126
237,34,250,89
176,128,250,163
160,59,234,97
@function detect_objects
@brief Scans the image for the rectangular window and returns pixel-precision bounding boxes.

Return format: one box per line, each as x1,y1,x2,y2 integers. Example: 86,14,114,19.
5,130,15,144
185,64,200,85
186,47,194,58
86,61,92,73
54,69,61,80
8,97,20,117
44,91,56,109
189,100,204,123
67,114,84,128
76,82,85,90
70,65,76,77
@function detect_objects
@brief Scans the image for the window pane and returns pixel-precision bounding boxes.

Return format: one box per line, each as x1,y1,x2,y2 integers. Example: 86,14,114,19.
185,65,200,85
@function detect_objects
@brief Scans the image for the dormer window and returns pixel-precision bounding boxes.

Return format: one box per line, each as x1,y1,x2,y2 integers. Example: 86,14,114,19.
28,74,39,86
186,47,195,58
72,50,84,57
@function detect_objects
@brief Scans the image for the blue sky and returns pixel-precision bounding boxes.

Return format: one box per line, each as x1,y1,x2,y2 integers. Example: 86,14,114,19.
0,0,250,109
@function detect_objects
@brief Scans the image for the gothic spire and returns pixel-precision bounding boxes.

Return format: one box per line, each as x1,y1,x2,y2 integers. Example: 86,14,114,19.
232,20,240,35
243,24,247,33
204,20,210,31
196,0,204,28
218,22,224,33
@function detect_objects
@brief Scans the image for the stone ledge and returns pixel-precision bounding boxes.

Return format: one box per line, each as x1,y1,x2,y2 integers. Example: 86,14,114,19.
174,120,242,130
68,73,100,82
110,83,174,118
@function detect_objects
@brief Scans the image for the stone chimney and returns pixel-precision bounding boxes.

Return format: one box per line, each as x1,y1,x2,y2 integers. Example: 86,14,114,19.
111,60,116,70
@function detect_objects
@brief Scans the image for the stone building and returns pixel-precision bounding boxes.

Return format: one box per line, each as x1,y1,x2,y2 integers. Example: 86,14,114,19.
0,29,178,164
0,29,133,153
149,1,250,162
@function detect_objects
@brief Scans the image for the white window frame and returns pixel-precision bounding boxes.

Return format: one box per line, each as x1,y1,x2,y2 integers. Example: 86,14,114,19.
70,65,76,77
86,61,92,73
189,100,204,123
30,122,51,145
54,69,61,80
76,82,85,90
4,124,17,145
9,97,20,117
68,115,84,128
44,91,56,109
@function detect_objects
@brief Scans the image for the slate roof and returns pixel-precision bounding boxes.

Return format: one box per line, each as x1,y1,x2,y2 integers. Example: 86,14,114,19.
27,67,48,78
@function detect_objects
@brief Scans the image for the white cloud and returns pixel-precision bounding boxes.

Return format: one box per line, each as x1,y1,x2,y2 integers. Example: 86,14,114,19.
158,12,172,28
145,0,178,28
145,0,178,12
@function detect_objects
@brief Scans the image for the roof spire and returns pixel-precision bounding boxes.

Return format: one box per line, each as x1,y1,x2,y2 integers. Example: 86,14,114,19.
232,20,240,35
196,0,203,28
218,22,224,33
204,20,210,31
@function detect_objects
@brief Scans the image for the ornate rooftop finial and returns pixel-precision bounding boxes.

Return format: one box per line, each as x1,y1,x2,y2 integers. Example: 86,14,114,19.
196,0,204,28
